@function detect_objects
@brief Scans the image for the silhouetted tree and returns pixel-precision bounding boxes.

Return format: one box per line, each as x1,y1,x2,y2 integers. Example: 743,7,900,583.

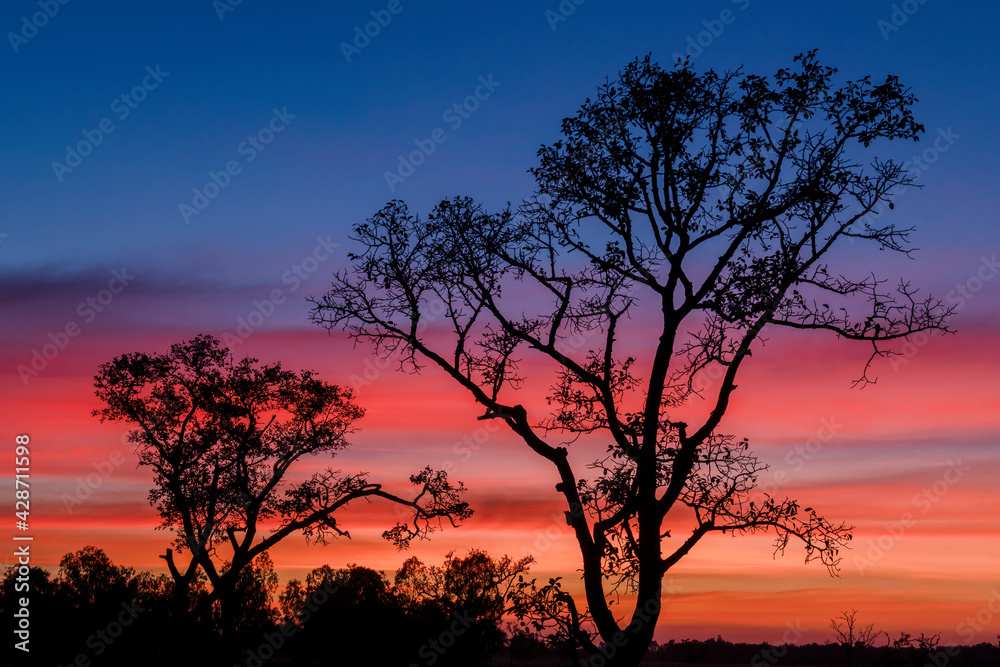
831,609,880,666
395,549,533,615
913,631,942,666
2,547,223,667
57,545,135,611
881,630,912,666
274,552,538,666
279,564,412,665
505,573,597,660
218,552,280,642
394,549,536,662
1,565,62,665
92,334,472,643
311,51,952,666
505,624,552,664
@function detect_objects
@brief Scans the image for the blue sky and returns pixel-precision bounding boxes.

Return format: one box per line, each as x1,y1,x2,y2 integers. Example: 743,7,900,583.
3,0,997,282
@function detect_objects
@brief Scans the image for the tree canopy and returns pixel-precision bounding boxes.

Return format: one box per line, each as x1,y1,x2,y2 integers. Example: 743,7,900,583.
311,51,953,666
92,334,472,641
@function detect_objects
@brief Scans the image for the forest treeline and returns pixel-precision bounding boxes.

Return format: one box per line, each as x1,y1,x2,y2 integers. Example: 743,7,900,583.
3,546,998,667
2,545,537,666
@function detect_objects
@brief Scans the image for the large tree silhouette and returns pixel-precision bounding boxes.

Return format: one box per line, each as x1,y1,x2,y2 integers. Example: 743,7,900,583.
92,334,472,642
310,51,953,666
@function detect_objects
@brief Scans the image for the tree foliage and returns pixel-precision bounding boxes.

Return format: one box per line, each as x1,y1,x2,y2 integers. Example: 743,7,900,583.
92,334,471,640
1,547,222,666
3,549,996,667
277,551,533,666
311,51,953,665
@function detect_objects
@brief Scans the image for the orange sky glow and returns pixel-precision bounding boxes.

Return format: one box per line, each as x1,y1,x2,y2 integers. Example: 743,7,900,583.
3,317,997,645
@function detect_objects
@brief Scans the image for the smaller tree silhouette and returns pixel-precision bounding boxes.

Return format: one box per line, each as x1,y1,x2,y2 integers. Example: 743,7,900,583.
2,546,224,666
880,630,912,667
279,564,410,664
395,549,536,661
913,632,941,666
57,545,135,611
92,334,472,643
505,623,551,663
831,609,879,666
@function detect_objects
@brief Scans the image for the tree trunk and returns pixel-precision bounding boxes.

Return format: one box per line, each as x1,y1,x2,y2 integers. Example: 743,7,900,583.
171,575,191,621
216,581,239,661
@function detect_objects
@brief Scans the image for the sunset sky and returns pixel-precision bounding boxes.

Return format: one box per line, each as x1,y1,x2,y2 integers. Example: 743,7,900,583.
2,0,998,646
